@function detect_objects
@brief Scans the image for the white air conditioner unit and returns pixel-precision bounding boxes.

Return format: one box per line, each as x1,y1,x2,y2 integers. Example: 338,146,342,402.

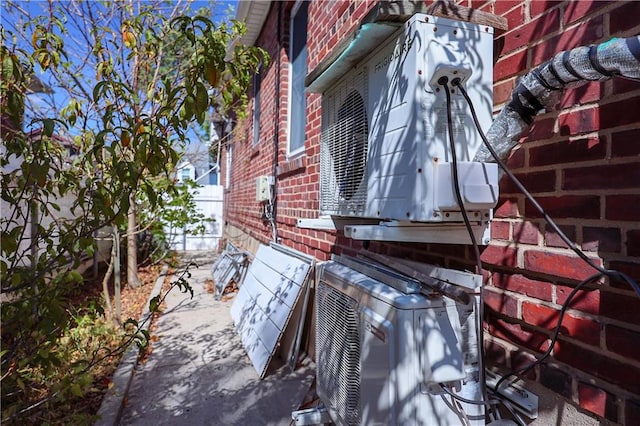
316,257,484,425
320,14,498,222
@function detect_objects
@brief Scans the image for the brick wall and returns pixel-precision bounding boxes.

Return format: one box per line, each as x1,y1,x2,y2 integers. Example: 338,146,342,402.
223,0,378,259
223,1,640,423
469,2,639,423
223,2,282,248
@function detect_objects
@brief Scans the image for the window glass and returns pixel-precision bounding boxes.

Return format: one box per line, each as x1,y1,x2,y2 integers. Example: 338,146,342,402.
288,0,309,156
225,143,232,189
253,68,262,147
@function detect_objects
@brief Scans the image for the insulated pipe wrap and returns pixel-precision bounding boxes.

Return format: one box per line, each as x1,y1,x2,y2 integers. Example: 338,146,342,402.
474,36,640,163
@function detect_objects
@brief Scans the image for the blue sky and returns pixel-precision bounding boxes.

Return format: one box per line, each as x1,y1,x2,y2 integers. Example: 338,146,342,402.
1,0,239,154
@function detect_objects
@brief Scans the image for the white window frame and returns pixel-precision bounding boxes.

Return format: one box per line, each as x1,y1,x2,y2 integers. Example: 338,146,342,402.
286,0,309,158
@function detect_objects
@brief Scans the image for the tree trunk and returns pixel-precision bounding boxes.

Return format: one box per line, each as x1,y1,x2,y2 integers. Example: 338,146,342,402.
102,240,114,322
127,193,141,288
113,226,122,324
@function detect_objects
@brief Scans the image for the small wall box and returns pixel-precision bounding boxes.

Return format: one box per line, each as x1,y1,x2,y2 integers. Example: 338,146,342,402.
256,175,271,202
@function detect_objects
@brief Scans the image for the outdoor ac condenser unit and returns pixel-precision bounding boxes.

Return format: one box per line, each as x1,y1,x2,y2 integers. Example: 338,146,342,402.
316,257,484,425
320,14,498,222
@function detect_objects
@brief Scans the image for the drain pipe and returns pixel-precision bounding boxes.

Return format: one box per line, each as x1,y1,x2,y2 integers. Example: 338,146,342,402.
474,36,640,163
268,1,283,243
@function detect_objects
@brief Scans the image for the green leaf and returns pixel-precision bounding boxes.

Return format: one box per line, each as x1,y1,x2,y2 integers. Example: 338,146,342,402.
66,270,83,284
93,81,107,103
70,383,83,397
149,295,160,312
42,118,54,137
3,236,17,256
195,82,208,113
2,54,13,79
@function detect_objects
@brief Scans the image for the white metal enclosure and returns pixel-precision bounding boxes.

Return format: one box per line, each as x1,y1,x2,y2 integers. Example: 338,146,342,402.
320,14,498,222
316,259,484,426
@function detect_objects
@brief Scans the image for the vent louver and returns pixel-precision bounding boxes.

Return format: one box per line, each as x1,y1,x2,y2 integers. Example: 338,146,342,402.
316,281,361,425
320,68,368,215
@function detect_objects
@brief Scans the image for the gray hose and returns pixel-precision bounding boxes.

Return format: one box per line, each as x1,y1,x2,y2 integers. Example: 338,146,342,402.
474,36,640,163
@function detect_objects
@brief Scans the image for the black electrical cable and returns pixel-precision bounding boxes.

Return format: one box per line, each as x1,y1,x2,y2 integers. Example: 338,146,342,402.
440,78,639,424
453,81,640,395
440,77,482,275
440,77,492,419
440,384,526,426
492,396,527,426
454,80,640,299
494,272,602,392
439,384,499,407
269,1,283,243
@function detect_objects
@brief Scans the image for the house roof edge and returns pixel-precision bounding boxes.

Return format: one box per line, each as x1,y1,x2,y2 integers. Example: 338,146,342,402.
234,0,272,47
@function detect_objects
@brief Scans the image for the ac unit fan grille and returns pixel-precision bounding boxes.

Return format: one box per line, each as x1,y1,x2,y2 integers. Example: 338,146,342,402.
320,69,369,215
316,281,361,425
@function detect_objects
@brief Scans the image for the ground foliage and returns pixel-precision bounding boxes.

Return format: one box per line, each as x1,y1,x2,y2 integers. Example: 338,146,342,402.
2,264,164,425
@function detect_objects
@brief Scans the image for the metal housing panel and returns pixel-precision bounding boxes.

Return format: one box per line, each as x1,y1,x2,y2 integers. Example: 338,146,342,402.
316,259,484,425
231,244,314,378
212,249,248,301
319,14,497,224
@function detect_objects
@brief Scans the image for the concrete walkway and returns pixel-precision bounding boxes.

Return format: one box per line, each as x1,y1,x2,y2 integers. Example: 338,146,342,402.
118,251,315,426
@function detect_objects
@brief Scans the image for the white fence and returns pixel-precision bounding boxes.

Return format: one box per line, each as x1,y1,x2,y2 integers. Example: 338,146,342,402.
169,184,224,251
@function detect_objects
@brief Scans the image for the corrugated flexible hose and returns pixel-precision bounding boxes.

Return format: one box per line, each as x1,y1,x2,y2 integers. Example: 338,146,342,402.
474,36,640,163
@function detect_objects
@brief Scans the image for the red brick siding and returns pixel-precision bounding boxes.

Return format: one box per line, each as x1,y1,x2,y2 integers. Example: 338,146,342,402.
476,2,640,419
224,1,640,421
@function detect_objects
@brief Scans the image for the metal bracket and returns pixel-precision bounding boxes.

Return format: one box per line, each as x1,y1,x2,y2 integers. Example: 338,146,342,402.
297,216,492,245
291,407,332,426
344,220,491,245
296,215,381,231
485,371,539,419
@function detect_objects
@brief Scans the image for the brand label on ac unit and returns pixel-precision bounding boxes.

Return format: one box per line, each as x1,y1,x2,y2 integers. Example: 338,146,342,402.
374,37,414,74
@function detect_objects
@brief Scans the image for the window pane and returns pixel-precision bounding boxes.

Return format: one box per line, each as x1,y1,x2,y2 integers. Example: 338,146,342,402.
225,144,232,189
289,1,309,155
253,71,261,146
291,2,308,61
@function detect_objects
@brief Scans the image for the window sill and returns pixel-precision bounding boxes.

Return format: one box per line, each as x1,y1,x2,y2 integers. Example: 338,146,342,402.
277,155,306,177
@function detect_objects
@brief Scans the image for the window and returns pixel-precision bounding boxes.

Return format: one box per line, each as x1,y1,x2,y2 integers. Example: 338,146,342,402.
287,0,309,157
252,67,262,147
181,168,191,182
225,143,233,189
